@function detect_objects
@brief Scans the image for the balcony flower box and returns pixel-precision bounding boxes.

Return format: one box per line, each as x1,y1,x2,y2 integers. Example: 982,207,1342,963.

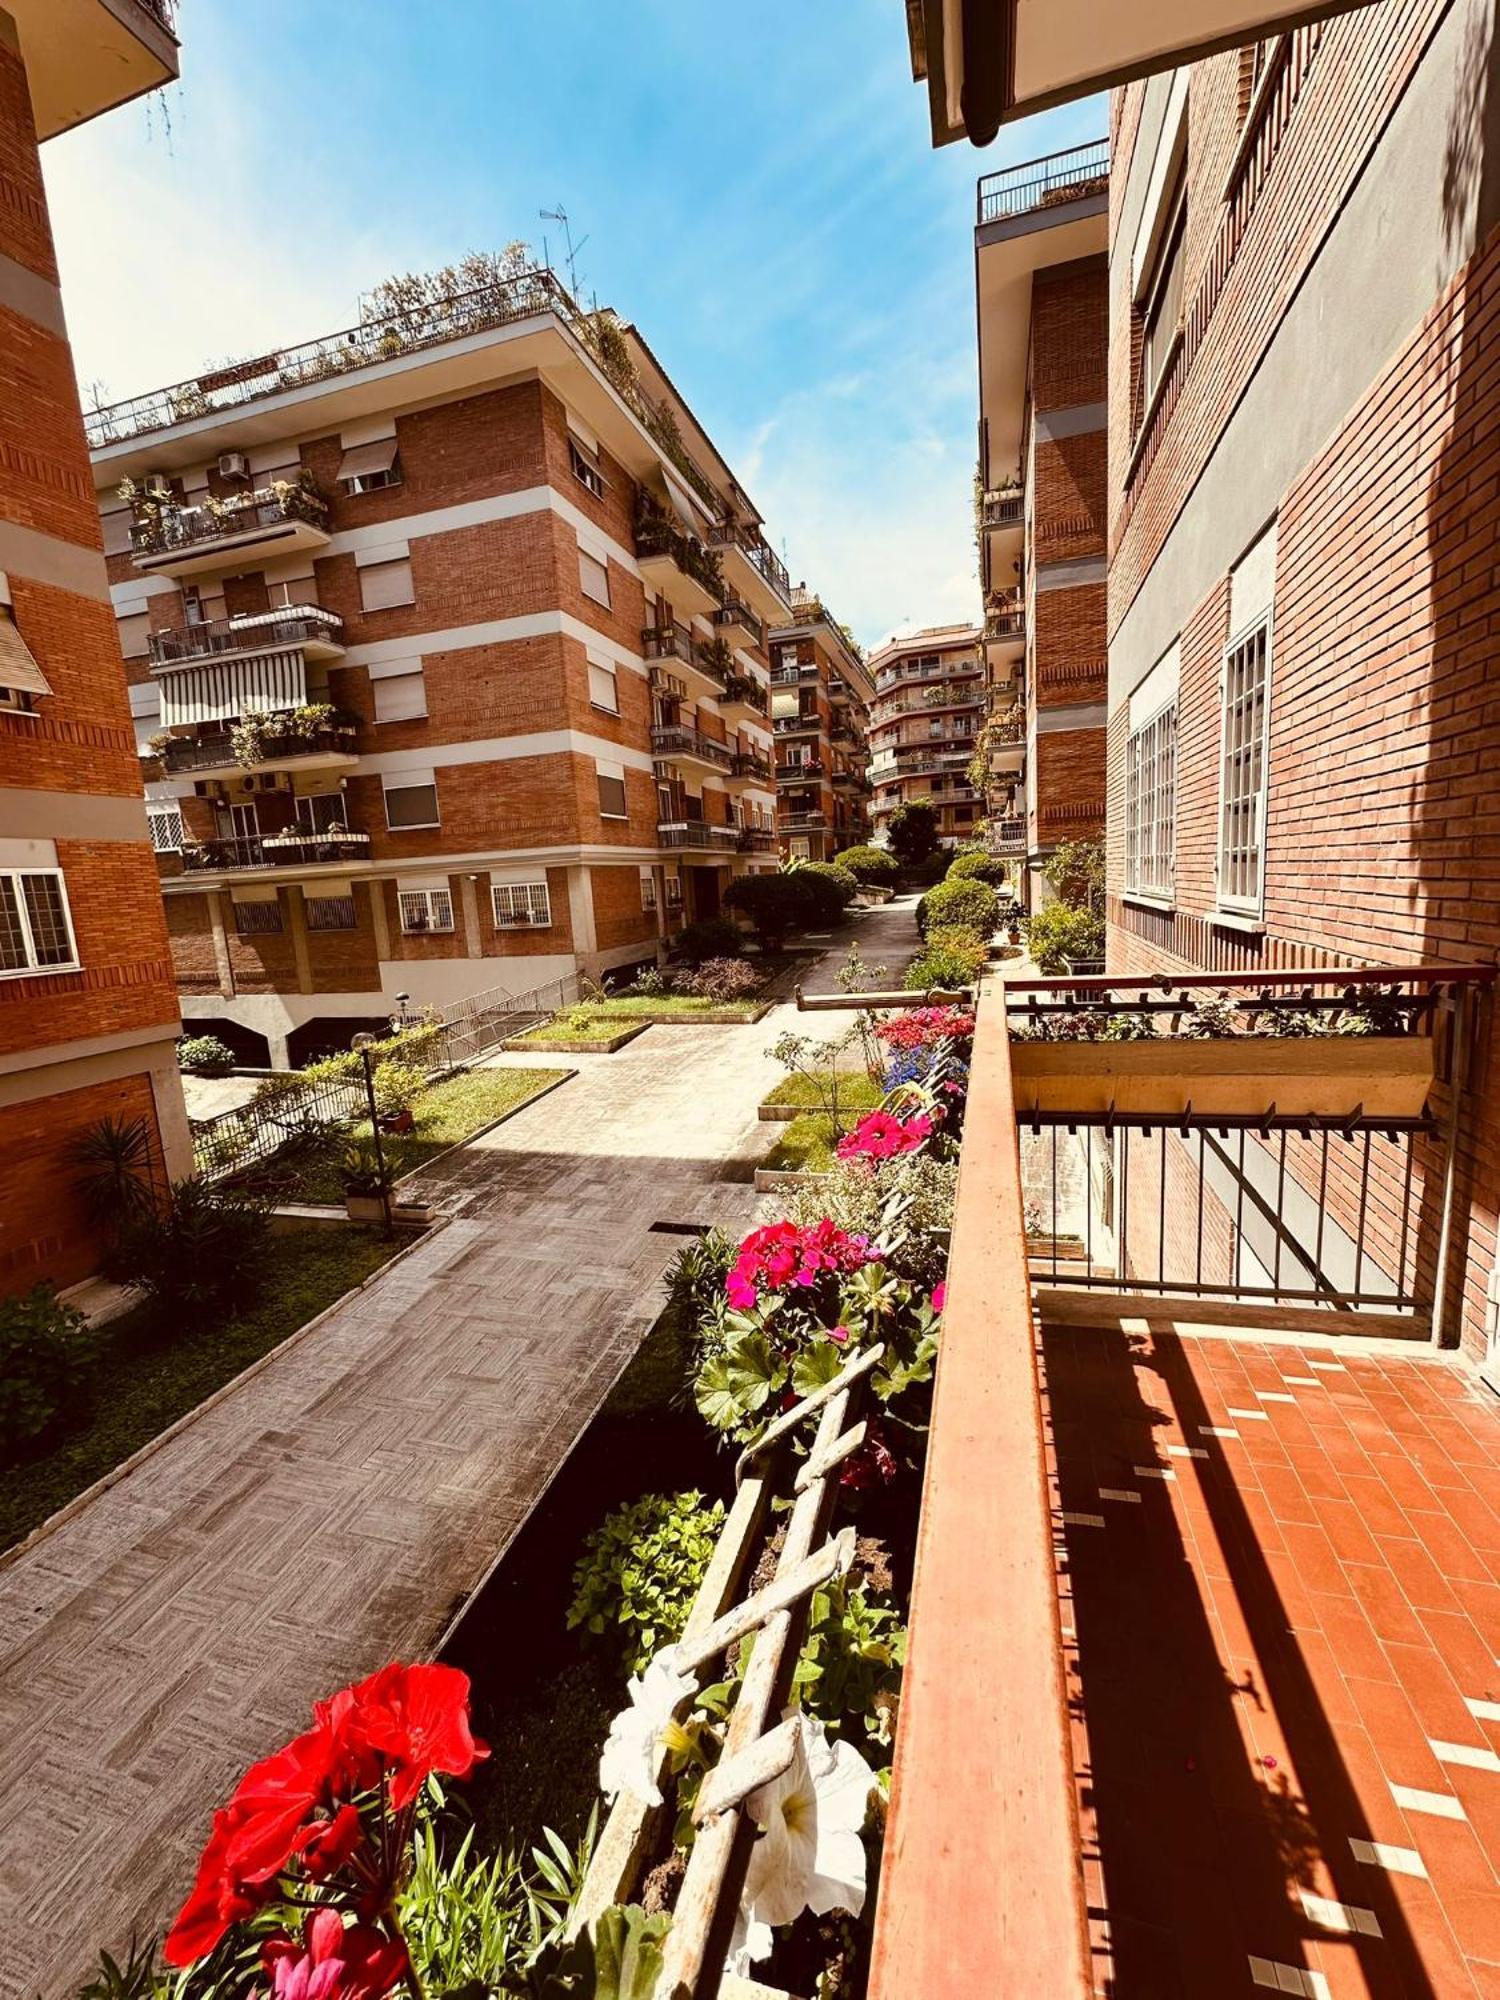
1009,1034,1435,1120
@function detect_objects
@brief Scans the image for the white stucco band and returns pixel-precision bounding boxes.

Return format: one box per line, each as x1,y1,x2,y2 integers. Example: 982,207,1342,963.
1110,0,1500,700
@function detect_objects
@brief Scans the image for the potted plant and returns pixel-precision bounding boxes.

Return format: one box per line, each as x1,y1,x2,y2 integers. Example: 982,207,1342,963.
339,1137,399,1223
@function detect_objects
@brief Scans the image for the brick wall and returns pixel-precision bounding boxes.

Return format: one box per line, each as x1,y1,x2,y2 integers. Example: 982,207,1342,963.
0,1070,166,1292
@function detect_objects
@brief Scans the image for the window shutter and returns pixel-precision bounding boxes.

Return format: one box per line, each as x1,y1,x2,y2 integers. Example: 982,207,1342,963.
373,668,428,723
587,659,618,712
359,558,415,612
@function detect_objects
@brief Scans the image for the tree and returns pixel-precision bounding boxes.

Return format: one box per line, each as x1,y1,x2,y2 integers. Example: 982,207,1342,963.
1042,838,1104,912
886,799,940,867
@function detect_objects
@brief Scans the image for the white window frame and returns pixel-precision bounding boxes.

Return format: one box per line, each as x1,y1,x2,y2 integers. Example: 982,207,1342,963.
0,867,80,976
1124,701,1177,903
664,874,683,911
397,887,454,935
344,459,402,496
569,438,605,499
383,776,441,831
640,870,657,913
491,880,552,929
1216,614,1272,918
146,804,184,854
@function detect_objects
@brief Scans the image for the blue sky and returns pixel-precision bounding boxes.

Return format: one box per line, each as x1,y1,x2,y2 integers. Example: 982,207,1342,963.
42,1,1100,648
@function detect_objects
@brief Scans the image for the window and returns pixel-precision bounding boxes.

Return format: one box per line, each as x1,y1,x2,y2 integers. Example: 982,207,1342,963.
0,605,52,705
492,880,552,929
338,438,401,493
570,439,605,499
596,769,628,820
383,777,440,830
0,687,35,716
117,611,151,659
587,658,619,714
398,887,453,934
578,545,611,609
664,875,683,911
233,899,284,937
0,869,78,973
296,794,348,834
358,557,415,613
1141,179,1187,413
146,805,183,853
373,667,428,723
640,870,657,913
1124,703,1177,900
1217,619,1271,912
305,895,357,931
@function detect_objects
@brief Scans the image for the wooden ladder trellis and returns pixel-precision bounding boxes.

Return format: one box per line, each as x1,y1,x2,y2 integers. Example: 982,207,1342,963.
569,1340,887,2000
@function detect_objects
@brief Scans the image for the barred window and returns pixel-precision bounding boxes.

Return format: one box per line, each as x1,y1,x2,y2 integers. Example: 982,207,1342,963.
1218,620,1270,912
640,870,657,912
1124,704,1176,900
398,887,453,934
0,869,78,973
233,900,284,937
305,895,357,932
147,805,184,853
664,875,683,910
491,881,552,928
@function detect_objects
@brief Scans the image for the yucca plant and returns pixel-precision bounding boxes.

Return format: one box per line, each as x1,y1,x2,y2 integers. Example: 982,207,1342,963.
67,1115,159,1231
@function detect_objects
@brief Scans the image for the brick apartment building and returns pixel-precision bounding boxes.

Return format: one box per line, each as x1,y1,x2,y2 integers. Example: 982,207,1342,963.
975,141,1109,907
768,588,874,861
87,287,789,1065
0,0,192,1294
866,623,989,847
1102,4,1500,1360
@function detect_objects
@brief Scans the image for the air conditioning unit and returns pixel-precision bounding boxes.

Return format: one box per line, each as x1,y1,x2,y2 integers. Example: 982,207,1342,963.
217,451,250,480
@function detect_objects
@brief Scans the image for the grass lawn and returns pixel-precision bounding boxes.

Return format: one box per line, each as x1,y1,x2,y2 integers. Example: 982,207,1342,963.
762,1070,883,1112
236,1065,570,1204
763,1111,845,1173
511,995,765,1049
0,1226,401,1554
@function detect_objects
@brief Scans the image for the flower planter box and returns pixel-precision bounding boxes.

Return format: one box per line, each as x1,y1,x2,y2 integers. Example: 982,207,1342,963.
1009,1035,1434,1119
343,1193,435,1226
344,1192,387,1223
753,1165,833,1193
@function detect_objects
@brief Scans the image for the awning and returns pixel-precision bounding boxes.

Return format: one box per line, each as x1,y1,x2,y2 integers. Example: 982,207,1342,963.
0,611,52,697
158,647,308,728
658,468,705,534
336,437,400,482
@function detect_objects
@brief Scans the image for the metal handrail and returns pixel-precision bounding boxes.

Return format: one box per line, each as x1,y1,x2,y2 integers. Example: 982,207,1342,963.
711,520,791,600
977,138,1109,227
158,725,357,775
657,820,741,850
132,486,330,557
148,607,345,668
651,725,734,770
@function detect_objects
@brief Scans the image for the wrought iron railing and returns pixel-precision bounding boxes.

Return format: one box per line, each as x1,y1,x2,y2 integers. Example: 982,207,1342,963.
148,607,345,668
635,508,725,605
778,810,828,830
711,521,791,602
719,673,768,717
731,750,772,781
656,820,740,851
650,724,733,771
131,484,330,559
179,830,371,872
977,138,1109,227
738,827,777,853
643,624,724,685
158,723,357,775
714,597,765,647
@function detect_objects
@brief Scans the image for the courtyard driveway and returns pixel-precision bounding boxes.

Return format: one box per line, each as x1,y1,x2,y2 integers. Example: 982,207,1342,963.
0,897,916,1996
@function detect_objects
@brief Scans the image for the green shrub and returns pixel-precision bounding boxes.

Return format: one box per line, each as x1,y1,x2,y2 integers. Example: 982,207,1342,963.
835,845,899,888
115,1180,273,1312
177,1034,235,1077
917,876,1000,939
904,923,989,991
0,1284,92,1452
946,850,1011,890
886,798,940,865
675,916,742,964
682,957,762,1002
1022,902,1106,974
725,869,845,943
567,1489,727,1673
372,1059,425,1121
801,860,859,910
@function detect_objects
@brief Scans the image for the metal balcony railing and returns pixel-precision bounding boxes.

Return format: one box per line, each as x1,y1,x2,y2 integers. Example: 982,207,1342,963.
719,673,768,717
635,508,725,605
977,138,1109,228
650,725,733,771
148,607,345,668
179,830,371,872
772,713,822,735
770,664,819,686
130,482,331,559
656,820,741,851
737,827,777,853
157,723,357,775
874,657,983,694
714,597,765,647
710,521,791,601
732,750,772,782
643,625,724,686
776,758,825,779
778,810,828,830
982,488,1025,530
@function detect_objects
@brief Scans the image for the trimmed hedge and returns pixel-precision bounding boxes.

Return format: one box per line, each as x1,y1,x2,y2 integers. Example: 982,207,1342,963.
1022,903,1106,974
801,861,858,909
916,876,1000,940
834,845,899,889
946,850,1012,890
725,868,847,944
904,923,988,991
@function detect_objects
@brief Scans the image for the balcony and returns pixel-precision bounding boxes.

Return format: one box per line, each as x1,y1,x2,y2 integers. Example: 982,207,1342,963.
656,820,741,854
11,0,179,141
643,625,726,703
178,829,372,875
770,663,819,687
128,476,332,579
981,485,1025,531
984,601,1026,653
728,749,772,787
649,724,734,775
777,810,828,831
634,504,724,620
718,673,768,722
708,521,793,624
874,656,984,696
154,715,359,782
977,138,1110,224
713,596,764,652
989,815,1026,851
776,756,825,780
737,827,777,854
147,607,346,670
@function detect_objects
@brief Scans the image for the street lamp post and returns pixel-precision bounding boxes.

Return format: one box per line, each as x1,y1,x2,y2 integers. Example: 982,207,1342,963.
351,1031,393,1238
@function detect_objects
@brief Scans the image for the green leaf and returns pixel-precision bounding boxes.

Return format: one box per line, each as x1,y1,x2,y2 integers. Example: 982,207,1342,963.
791,1339,845,1396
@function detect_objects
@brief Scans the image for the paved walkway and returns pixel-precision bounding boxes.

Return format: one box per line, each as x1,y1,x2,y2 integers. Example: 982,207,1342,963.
1047,1316,1500,1997
0,899,917,1995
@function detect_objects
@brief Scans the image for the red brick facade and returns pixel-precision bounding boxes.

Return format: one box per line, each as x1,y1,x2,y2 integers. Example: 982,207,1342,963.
867,625,986,848
769,604,874,861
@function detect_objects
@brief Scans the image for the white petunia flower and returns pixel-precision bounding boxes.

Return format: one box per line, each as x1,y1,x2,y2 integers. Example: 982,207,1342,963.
598,1650,695,1806
740,1710,876,1933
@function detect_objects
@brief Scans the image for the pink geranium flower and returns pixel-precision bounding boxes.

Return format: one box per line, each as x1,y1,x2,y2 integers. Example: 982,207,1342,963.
931,1282,946,1315
725,1219,872,1309
835,1110,933,1164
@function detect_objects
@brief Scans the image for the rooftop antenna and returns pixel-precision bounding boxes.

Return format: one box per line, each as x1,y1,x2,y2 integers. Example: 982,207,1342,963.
539,205,589,299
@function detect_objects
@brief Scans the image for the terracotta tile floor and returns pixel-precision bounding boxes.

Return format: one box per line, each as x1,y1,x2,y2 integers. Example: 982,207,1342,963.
1042,1320,1500,1999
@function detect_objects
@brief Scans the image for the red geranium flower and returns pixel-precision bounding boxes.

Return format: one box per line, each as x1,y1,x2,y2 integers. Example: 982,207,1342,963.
260,1909,408,1999
339,1662,489,1810
835,1110,932,1163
